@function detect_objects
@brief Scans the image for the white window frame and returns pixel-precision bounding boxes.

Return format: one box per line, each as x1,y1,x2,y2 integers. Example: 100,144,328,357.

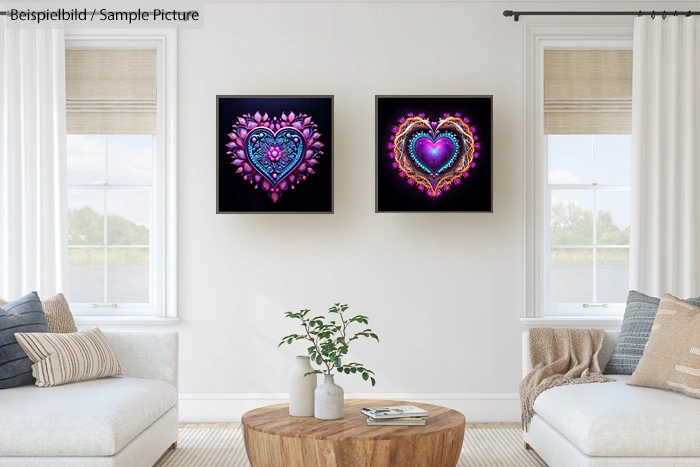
522,25,632,328
545,136,631,315
65,29,178,323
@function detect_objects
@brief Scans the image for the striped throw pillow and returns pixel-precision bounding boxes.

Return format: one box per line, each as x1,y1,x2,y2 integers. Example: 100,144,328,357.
0,292,50,389
629,294,700,399
14,327,123,387
0,293,77,334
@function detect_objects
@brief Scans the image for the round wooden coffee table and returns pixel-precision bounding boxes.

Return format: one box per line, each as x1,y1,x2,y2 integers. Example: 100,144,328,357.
241,399,465,467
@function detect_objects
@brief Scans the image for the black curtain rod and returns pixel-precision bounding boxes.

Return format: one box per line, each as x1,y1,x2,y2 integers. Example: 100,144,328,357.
504,10,700,22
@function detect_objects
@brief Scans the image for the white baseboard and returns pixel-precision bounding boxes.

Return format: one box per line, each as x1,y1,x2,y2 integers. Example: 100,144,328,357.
179,393,520,423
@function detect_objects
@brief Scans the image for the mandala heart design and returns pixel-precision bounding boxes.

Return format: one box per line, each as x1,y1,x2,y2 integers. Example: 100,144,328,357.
409,132,459,175
387,113,481,198
246,128,304,188
226,111,324,203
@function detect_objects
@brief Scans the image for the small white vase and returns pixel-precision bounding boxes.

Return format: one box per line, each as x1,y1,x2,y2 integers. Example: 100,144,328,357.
314,374,344,420
289,356,316,417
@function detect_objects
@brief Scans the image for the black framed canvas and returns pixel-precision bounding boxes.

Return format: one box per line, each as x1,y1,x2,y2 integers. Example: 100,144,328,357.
375,95,493,213
217,95,333,213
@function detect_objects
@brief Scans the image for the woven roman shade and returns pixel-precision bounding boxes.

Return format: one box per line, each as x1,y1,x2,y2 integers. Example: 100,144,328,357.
544,50,632,134
66,50,156,134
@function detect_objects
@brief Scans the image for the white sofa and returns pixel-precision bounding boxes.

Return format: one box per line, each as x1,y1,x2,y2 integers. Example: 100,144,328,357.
0,331,179,467
522,331,700,467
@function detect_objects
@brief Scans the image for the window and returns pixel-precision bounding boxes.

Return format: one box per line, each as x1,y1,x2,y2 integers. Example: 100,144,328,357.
65,30,177,319
523,26,634,320
67,134,154,308
542,49,632,316
547,134,631,312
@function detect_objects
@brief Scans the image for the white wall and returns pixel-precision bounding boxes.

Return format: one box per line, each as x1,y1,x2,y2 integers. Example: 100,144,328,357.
106,0,696,422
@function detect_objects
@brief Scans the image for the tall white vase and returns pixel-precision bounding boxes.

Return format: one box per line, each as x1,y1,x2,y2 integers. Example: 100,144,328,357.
289,356,316,417
314,374,344,420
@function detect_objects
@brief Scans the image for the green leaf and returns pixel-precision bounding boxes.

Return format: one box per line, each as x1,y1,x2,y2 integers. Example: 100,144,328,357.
351,368,357,373
362,372,369,381
335,358,341,367
344,367,351,374
316,355,323,365
287,337,293,345
370,377,376,386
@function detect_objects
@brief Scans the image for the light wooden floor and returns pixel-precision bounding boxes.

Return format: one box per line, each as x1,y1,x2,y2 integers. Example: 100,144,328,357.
179,422,520,429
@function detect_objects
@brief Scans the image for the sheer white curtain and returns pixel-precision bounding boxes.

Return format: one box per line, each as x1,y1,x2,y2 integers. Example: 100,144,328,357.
630,17,700,297
0,20,68,300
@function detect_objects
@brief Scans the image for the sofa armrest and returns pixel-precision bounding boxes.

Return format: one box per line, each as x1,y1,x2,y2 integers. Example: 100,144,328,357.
103,331,178,390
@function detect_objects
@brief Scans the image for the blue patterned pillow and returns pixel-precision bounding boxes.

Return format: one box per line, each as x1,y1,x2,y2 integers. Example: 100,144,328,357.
605,291,700,374
0,292,50,389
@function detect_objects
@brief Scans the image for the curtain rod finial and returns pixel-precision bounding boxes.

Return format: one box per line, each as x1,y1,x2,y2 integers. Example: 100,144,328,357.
502,10,520,21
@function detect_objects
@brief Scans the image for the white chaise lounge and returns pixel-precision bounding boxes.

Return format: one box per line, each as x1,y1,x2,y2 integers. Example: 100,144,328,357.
522,330,700,467
0,331,179,467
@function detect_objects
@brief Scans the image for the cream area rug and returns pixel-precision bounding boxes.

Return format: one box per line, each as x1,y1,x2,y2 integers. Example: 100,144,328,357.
156,425,546,467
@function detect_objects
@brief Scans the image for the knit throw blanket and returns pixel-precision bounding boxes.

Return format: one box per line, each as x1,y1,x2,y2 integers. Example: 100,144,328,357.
520,328,614,431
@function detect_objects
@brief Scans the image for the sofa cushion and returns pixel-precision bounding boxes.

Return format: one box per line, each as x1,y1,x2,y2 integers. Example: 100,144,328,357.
40,293,78,333
0,292,50,389
628,294,700,399
0,377,177,456
0,293,78,333
533,375,700,457
16,327,123,387
605,291,700,375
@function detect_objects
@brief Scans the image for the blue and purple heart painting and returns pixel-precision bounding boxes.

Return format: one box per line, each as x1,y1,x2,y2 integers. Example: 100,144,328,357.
217,96,333,213
376,96,493,213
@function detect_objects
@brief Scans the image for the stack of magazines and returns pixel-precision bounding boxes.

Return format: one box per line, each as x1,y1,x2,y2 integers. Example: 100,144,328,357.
361,405,429,426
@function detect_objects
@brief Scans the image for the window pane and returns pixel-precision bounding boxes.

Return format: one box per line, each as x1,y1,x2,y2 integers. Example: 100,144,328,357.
68,191,104,245
548,135,592,184
108,135,153,185
67,135,106,185
551,248,593,303
596,191,630,245
107,248,149,303
594,135,631,186
106,191,150,245
551,190,594,245
68,248,104,303
596,248,630,303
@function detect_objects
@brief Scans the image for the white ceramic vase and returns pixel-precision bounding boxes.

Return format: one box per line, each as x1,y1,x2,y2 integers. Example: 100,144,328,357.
289,356,317,417
314,374,344,420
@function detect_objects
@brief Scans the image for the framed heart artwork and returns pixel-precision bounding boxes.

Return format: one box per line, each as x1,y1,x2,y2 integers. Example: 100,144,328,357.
375,96,493,213
217,96,333,213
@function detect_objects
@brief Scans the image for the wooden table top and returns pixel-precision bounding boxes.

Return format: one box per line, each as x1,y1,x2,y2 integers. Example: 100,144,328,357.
241,399,466,441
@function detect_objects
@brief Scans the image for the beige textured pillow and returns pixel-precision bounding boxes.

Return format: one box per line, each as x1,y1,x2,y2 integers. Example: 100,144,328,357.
14,327,123,387
41,294,78,333
628,293,700,398
0,293,77,333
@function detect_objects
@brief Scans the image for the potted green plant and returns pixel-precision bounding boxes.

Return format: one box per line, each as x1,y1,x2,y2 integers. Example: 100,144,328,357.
279,303,380,420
